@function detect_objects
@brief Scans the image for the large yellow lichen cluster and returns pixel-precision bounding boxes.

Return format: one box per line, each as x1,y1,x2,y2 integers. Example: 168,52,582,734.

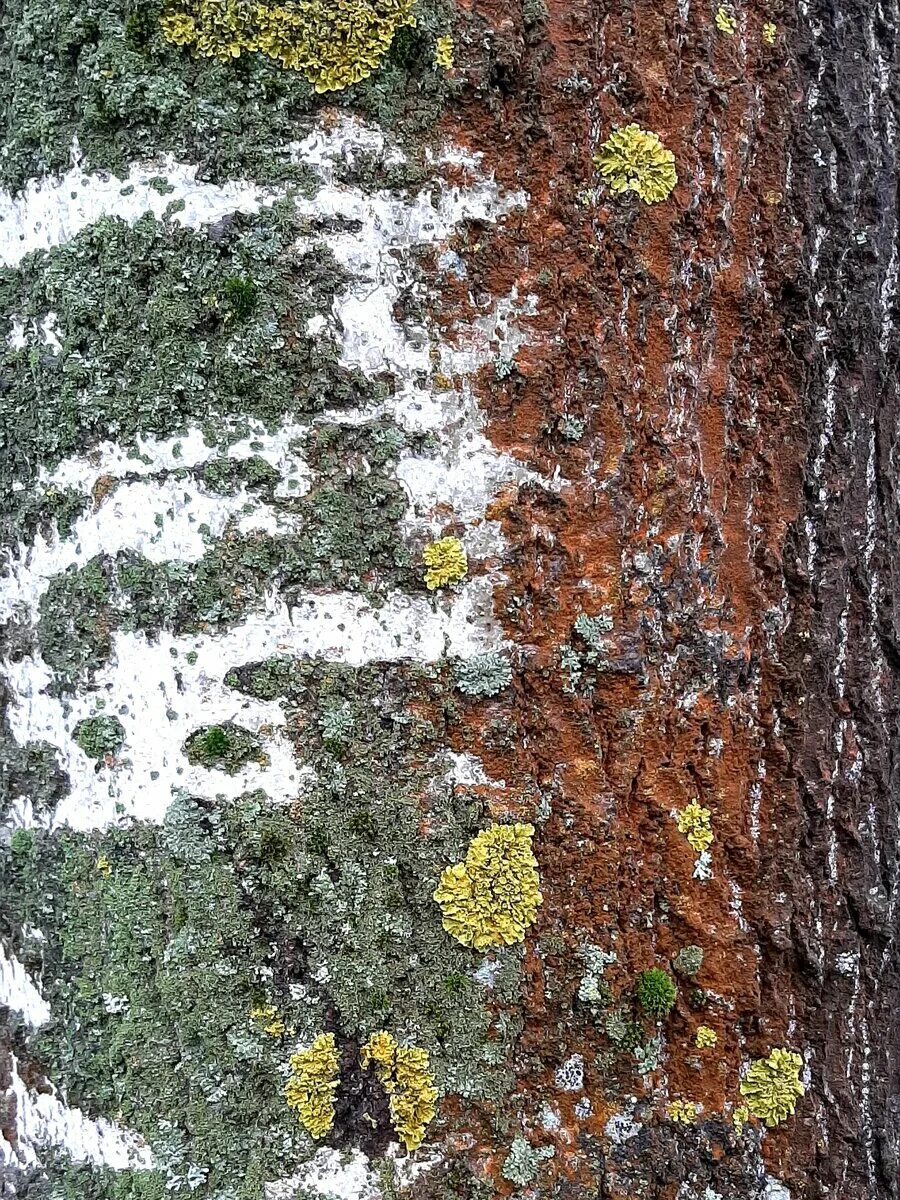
676,801,714,853
361,1031,438,1150
160,0,417,92
422,536,468,590
433,823,543,950
284,1032,340,1138
740,1048,805,1127
594,124,677,204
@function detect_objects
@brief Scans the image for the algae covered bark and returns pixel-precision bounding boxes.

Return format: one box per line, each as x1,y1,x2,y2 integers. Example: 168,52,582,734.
1,0,899,1198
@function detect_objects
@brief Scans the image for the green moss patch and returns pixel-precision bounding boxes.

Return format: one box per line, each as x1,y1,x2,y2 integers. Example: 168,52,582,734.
183,723,264,773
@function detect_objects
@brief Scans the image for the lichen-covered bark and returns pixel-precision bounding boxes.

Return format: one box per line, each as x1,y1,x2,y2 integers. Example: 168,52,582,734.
0,1,897,1198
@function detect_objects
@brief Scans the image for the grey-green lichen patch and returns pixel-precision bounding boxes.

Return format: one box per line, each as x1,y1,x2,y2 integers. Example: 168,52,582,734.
454,651,512,698
560,611,617,694
0,0,458,193
0,204,369,543
73,714,126,759
501,1134,554,1186
0,714,70,823
1,661,522,1196
33,420,417,691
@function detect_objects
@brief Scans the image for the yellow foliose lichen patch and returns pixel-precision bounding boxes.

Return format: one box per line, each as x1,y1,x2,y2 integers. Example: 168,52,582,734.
740,1048,805,1127
434,34,454,69
676,800,714,854
695,1024,717,1049
715,5,737,33
251,1003,286,1037
422,536,468,590
594,124,677,204
160,0,417,92
433,823,543,950
667,1098,699,1124
360,1030,438,1150
762,21,776,43
732,1104,751,1134
284,1032,340,1138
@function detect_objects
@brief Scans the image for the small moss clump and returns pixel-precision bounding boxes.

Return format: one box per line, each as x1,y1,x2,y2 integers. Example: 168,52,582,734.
183,723,264,773
73,715,126,760
594,124,677,204
222,276,259,321
636,968,678,1019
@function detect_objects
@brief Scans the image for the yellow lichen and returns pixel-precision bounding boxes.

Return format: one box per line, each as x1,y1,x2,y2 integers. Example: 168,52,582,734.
762,21,776,43
360,1031,438,1151
676,801,714,854
695,1025,717,1049
434,33,454,69
594,124,677,204
667,1098,699,1125
95,855,112,877
422,536,468,590
740,1048,805,1127
433,823,543,950
715,5,737,33
732,1104,751,1134
160,0,417,92
284,1032,340,1138
251,1003,286,1037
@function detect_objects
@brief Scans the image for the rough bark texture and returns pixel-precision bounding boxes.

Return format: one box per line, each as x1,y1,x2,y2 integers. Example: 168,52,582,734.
0,1,898,1198
436,0,900,1196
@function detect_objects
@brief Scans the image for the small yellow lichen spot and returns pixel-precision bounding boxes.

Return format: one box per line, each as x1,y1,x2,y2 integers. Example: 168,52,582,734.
676,801,714,854
667,1098,699,1125
740,1047,805,1127
715,5,737,34
433,823,543,950
594,124,677,204
695,1025,718,1049
762,21,777,44
434,33,454,69
732,1104,751,1134
285,1032,340,1139
251,1003,286,1038
423,536,468,590
95,855,112,877
361,1031,438,1150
